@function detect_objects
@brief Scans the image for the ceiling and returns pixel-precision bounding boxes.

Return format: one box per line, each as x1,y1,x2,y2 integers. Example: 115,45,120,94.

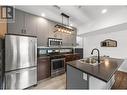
16,6,127,34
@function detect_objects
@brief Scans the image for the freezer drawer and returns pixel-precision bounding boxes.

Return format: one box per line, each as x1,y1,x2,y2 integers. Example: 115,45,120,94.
5,67,37,89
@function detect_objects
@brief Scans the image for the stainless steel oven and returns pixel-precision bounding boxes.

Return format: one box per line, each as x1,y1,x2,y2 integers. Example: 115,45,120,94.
51,58,65,77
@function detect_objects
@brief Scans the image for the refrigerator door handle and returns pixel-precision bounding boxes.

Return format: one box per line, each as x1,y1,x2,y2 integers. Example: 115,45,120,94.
34,43,35,65
34,39,37,66
32,39,37,66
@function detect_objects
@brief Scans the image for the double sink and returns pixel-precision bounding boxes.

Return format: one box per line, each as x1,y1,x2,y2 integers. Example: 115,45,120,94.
79,56,109,66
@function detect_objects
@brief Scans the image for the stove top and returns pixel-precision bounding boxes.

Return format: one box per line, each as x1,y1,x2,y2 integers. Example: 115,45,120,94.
48,53,65,59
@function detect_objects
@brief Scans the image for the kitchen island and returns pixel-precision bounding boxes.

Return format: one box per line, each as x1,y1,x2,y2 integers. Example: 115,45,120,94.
66,58,124,89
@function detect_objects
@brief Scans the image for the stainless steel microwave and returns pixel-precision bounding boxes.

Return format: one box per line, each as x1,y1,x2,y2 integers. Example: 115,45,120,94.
48,38,62,47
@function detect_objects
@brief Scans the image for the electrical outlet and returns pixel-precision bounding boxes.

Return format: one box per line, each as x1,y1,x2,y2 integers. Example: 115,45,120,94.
83,73,87,80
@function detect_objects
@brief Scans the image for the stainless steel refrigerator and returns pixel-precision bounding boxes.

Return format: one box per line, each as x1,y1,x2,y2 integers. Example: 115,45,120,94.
5,34,37,89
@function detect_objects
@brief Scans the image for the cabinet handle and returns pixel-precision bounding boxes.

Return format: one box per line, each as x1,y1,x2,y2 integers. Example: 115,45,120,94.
21,29,24,34
24,29,26,34
21,29,26,34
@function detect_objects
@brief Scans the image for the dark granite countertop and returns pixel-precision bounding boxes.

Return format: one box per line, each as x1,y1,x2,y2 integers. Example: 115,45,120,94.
67,58,124,82
37,55,50,59
38,53,80,58
63,53,80,55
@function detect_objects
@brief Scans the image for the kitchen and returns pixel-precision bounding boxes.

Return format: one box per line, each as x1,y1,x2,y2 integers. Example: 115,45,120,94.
0,6,127,90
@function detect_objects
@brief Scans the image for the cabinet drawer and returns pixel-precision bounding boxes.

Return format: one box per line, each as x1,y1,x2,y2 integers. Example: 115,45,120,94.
37,57,50,81
38,59,49,63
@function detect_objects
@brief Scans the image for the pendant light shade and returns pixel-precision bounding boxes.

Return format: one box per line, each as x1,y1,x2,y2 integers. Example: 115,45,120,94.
54,13,74,34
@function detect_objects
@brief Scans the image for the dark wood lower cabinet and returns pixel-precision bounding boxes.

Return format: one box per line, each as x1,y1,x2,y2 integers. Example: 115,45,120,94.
37,57,50,81
65,53,80,62
37,53,81,81
64,53,81,70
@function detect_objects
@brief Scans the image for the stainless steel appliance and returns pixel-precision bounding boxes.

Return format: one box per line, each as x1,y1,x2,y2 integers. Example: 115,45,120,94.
50,55,65,77
5,34,37,89
48,49,65,77
48,38,62,47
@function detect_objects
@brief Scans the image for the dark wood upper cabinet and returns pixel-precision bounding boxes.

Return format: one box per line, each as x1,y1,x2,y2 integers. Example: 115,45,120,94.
24,13,37,36
8,9,37,36
37,57,50,81
8,9,25,35
8,9,77,46
36,17,50,46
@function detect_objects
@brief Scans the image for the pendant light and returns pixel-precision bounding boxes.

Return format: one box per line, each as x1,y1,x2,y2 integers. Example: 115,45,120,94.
54,13,74,34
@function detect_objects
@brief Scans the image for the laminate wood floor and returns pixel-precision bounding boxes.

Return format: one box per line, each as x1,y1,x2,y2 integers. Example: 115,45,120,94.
30,71,127,90
29,73,66,90
112,71,127,89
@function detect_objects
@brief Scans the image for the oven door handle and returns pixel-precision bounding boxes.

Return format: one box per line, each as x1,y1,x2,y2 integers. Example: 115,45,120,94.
51,58,65,62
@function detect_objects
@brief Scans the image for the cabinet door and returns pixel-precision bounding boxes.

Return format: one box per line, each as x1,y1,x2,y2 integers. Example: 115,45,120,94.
76,54,81,60
24,13,37,36
37,17,49,46
65,54,80,62
37,57,50,81
65,54,74,62
74,54,80,60
8,9,25,34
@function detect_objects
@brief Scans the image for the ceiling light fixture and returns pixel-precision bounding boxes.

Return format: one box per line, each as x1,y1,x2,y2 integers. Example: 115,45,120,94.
101,9,107,14
70,24,73,26
41,13,46,17
54,13,74,34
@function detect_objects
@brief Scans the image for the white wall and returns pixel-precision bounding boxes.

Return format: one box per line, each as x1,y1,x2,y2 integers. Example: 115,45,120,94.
76,36,83,48
83,30,127,59
78,7,127,35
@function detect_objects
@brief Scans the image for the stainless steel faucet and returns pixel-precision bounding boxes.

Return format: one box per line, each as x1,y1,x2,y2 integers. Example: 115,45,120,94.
91,48,100,63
